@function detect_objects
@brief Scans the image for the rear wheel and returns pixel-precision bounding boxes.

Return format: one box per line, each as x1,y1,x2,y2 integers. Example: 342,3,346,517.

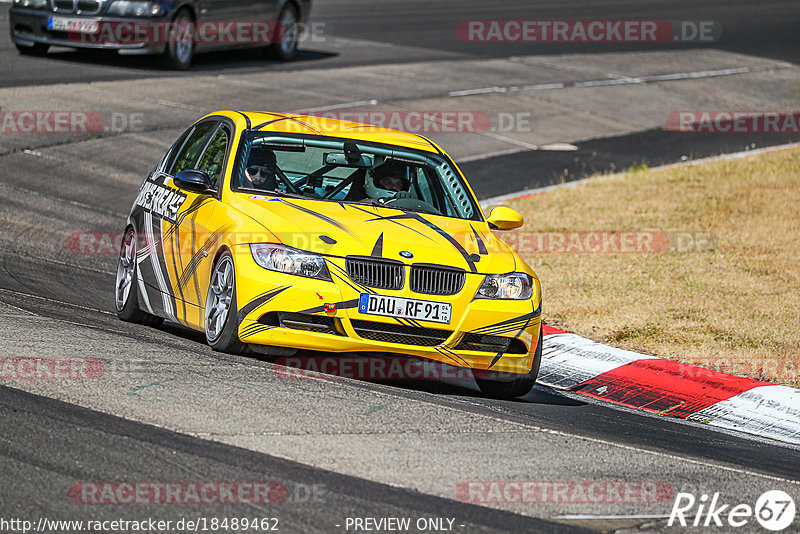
160,9,194,70
473,325,543,399
115,227,164,327
16,42,49,56
268,4,299,61
205,252,247,354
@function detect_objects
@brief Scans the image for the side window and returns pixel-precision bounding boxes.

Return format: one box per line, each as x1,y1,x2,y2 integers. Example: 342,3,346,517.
168,121,219,176
195,126,230,187
161,128,191,173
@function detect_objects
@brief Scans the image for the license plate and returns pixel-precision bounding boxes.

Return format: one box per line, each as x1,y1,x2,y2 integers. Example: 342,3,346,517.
48,16,99,34
358,293,452,324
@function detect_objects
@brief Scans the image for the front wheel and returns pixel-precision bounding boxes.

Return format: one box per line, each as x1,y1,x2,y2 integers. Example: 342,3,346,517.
473,325,543,399
115,227,164,327
160,9,194,70
204,252,247,354
268,4,299,61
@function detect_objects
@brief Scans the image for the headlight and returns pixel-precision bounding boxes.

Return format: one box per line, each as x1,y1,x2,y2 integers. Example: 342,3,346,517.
13,0,47,9
250,244,331,281
107,1,165,17
475,272,533,300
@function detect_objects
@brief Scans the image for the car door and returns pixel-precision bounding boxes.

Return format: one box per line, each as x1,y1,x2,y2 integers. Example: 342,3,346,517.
195,0,269,51
157,119,230,329
131,122,214,326
177,122,235,330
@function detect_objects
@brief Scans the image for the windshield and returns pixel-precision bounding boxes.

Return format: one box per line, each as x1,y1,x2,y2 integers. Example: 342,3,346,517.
234,133,480,221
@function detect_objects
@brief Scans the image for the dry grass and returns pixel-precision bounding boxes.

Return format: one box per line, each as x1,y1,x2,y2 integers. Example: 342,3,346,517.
506,147,800,386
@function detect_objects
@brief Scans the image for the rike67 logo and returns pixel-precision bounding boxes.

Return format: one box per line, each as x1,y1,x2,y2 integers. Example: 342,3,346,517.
669,490,796,531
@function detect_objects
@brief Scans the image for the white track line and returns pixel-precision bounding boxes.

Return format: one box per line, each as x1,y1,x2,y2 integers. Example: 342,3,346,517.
449,63,792,97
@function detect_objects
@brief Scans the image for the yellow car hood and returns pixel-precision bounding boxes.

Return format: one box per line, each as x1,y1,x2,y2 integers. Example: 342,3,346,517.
230,194,519,274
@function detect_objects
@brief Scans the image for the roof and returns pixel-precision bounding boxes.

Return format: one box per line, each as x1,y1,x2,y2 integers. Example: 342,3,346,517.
209,110,442,153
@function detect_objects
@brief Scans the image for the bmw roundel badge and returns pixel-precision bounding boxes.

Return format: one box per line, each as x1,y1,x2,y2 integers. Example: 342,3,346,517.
399,251,413,259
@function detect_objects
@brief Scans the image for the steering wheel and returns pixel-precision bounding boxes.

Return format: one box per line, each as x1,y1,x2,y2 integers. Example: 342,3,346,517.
383,196,442,215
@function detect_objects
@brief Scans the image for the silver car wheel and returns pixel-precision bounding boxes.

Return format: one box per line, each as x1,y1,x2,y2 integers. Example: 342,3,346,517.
205,256,234,342
278,8,298,55
174,15,194,64
115,229,137,311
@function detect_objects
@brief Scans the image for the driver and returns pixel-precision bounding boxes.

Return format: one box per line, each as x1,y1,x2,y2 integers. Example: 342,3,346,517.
242,146,278,190
364,162,414,200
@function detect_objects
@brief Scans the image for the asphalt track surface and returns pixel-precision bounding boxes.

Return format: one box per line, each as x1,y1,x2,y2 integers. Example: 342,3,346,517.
2,1,800,533
1,0,799,87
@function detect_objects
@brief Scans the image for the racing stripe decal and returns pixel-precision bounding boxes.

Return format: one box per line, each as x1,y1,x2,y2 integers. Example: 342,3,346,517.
487,302,538,369
237,286,290,322
470,310,541,337
144,214,177,322
178,224,234,290
351,207,435,241
240,323,274,339
280,200,362,240
167,219,188,325
187,211,202,305
328,263,374,295
164,196,208,239
438,346,469,367
254,115,323,134
135,259,155,315
406,213,478,273
471,225,488,255
371,233,384,257
434,347,462,366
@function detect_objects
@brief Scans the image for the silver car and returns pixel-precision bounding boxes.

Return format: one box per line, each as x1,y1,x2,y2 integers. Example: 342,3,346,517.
9,0,312,69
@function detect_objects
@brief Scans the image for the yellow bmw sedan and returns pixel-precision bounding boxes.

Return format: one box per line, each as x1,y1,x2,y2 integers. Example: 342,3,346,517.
115,110,542,398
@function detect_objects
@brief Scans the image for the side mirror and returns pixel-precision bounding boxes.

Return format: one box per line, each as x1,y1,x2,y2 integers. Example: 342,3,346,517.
173,170,215,195
486,206,524,230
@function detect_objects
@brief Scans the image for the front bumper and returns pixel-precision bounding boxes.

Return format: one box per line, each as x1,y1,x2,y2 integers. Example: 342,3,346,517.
233,246,542,375
9,8,168,53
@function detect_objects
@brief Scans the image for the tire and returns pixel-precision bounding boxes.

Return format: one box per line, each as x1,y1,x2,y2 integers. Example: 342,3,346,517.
16,42,49,56
267,4,299,61
160,9,194,70
114,227,164,327
473,325,543,399
204,251,247,354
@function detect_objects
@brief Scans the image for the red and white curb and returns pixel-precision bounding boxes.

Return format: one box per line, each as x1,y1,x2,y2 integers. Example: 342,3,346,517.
539,326,800,445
